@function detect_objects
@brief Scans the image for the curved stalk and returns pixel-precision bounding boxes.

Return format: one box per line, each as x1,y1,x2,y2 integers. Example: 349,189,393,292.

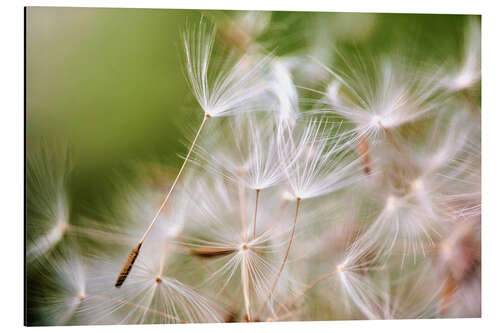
252,189,260,239
241,254,252,321
263,198,301,308
237,172,248,240
115,114,210,287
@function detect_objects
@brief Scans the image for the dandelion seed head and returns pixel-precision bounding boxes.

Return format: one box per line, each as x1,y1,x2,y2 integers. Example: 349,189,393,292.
442,18,481,92
28,247,90,325
439,240,453,259
370,114,382,127
78,291,86,301
279,118,363,200
183,19,272,118
194,113,285,191
411,179,424,193
321,55,445,144
271,59,300,127
385,195,398,211
27,144,72,261
58,219,69,233
449,71,477,92
326,80,341,105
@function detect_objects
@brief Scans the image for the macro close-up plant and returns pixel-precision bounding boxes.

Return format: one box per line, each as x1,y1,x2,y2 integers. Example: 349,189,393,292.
25,8,481,326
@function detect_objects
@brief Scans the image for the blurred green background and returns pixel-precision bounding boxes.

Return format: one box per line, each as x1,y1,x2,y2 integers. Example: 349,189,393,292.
26,7,474,219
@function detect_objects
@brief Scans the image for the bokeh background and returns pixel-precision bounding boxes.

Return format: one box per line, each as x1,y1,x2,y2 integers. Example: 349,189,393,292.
26,7,475,220
26,7,482,326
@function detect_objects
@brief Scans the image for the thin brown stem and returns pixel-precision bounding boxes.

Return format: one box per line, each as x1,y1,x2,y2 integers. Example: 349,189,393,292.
237,172,248,240
252,189,260,239
357,135,372,175
115,114,210,287
140,114,209,243
241,253,252,321
263,198,301,310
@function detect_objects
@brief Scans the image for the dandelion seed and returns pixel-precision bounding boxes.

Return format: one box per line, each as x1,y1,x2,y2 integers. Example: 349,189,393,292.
27,247,89,325
270,59,300,128
115,18,274,286
319,55,445,149
178,177,293,321
86,222,224,324
442,18,481,93
183,18,272,118
279,118,363,200
264,118,364,307
378,262,443,319
27,145,72,261
195,114,284,192
193,114,287,238
434,219,480,317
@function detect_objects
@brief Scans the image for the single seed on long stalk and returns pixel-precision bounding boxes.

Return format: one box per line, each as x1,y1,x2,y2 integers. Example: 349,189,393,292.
237,172,248,239
357,135,372,175
114,114,210,287
263,197,301,309
115,242,143,287
252,189,260,239
241,249,252,321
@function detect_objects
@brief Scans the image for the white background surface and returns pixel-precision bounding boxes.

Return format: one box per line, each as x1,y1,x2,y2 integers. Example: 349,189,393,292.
1,0,498,331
